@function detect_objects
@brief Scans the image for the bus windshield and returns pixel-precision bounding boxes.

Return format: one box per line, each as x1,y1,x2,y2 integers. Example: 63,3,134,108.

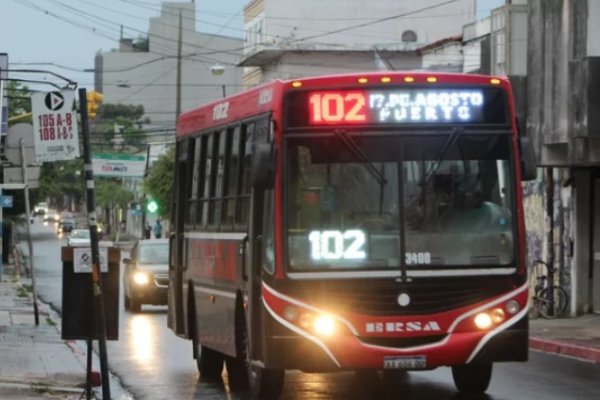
285,131,515,271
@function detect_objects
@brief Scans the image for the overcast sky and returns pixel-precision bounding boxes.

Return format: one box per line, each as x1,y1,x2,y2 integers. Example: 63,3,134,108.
1,0,247,90
1,0,504,91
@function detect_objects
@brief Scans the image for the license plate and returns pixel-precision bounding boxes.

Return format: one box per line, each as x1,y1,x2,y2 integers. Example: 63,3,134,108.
383,355,427,369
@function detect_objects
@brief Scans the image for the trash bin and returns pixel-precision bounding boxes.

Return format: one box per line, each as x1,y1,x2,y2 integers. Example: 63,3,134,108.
61,246,120,340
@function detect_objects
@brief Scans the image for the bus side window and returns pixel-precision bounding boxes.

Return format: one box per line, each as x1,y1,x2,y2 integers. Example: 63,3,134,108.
263,189,275,274
222,126,241,229
211,130,226,227
200,133,214,227
236,122,254,226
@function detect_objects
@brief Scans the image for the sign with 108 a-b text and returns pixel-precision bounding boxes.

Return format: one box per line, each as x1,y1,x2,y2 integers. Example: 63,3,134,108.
32,90,79,162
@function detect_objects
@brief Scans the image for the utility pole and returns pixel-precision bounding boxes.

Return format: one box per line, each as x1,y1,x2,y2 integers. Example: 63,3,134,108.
79,88,111,400
175,9,182,120
20,140,39,326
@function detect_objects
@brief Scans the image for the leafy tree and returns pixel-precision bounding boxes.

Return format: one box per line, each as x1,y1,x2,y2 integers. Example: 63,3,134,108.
92,104,149,152
143,145,175,220
36,160,85,211
95,178,134,234
133,35,150,52
7,80,31,118
101,104,144,120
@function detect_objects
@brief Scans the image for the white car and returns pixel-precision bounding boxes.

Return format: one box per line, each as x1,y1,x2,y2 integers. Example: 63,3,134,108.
67,229,91,247
33,202,49,216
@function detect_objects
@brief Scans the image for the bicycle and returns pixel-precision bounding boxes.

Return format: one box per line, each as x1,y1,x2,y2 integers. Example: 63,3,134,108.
530,259,569,319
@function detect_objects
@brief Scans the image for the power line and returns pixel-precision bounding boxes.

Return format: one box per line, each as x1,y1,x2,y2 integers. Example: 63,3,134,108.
288,0,459,44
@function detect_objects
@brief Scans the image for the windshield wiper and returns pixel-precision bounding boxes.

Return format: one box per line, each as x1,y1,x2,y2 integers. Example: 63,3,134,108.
334,129,387,187
424,127,463,186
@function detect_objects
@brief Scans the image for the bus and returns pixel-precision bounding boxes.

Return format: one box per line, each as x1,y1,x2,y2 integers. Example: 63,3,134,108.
168,71,537,398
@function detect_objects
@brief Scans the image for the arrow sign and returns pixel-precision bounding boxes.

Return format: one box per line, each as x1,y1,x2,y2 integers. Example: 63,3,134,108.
31,89,79,162
1,195,13,208
45,91,65,111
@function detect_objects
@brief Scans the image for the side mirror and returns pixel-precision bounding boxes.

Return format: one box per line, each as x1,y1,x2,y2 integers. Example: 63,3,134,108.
251,143,274,188
519,136,537,181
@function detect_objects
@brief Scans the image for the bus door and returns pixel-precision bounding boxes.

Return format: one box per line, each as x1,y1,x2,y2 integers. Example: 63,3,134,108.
168,139,190,335
246,116,274,361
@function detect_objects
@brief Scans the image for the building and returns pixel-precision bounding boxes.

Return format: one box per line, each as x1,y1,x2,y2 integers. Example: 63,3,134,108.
240,0,480,86
94,1,244,136
527,0,600,315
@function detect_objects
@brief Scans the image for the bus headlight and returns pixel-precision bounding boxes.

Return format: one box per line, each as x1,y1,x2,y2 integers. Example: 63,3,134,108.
474,313,493,330
133,272,149,285
313,315,336,336
506,300,520,315
491,308,505,324
296,312,337,336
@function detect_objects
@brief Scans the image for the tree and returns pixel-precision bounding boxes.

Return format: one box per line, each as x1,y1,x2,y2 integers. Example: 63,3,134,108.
7,80,31,118
95,178,134,235
36,160,85,211
143,145,175,220
92,104,149,152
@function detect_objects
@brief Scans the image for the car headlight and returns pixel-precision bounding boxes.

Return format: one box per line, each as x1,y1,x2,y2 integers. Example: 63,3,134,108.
133,271,149,285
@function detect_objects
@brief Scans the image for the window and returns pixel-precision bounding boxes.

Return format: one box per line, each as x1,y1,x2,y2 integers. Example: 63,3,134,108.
222,127,241,227
237,122,255,225
209,132,224,226
187,138,201,224
401,30,417,43
200,134,214,226
184,116,270,231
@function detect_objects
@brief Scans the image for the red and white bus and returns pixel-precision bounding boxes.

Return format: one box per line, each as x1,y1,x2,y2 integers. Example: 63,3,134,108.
168,71,536,398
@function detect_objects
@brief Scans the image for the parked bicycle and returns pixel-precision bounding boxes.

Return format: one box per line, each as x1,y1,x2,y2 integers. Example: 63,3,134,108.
530,259,569,319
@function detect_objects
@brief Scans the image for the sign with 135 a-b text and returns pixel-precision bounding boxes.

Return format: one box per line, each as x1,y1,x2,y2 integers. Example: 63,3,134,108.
32,90,79,162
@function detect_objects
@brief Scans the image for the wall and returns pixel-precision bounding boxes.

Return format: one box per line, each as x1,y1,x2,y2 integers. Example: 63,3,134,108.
259,0,476,52
99,2,243,131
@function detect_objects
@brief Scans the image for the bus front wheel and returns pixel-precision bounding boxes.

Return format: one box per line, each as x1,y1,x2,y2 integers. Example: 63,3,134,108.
451,363,492,394
248,363,284,400
196,344,224,379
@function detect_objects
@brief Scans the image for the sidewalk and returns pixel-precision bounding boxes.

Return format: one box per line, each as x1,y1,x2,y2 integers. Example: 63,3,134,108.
0,262,131,399
530,312,600,364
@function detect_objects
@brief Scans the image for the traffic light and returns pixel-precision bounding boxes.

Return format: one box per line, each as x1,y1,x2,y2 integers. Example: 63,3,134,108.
146,199,159,214
86,90,104,120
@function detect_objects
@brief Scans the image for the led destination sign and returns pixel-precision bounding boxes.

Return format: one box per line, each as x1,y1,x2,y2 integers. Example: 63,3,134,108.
285,87,507,127
368,90,483,123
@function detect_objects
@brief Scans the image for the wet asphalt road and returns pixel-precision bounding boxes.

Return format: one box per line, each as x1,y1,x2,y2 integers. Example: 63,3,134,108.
27,220,600,400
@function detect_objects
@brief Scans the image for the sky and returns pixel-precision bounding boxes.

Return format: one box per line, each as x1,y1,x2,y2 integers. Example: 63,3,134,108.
1,0,247,91
1,0,504,92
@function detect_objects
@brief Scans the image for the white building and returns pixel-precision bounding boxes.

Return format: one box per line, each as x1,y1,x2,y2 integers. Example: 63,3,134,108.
95,2,244,135
241,0,479,86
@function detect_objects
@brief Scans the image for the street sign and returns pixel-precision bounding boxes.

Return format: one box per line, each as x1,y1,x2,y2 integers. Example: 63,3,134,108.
5,123,37,165
3,167,40,189
92,153,147,177
73,247,108,273
31,89,79,162
1,195,13,208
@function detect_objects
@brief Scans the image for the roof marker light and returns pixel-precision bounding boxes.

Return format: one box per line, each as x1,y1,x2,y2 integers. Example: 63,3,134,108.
404,76,414,83
427,76,437,83
357,77,368,84
490,78,501,85
292,81,303,88
381,76,392,83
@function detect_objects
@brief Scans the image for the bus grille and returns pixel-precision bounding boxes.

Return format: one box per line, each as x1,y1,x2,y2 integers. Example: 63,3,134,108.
302,278,513,316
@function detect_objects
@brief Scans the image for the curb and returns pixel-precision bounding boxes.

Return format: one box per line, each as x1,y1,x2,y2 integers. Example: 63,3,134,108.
529,337,600,364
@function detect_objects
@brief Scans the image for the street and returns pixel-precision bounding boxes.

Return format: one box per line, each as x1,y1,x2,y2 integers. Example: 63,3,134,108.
26,219,600,400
